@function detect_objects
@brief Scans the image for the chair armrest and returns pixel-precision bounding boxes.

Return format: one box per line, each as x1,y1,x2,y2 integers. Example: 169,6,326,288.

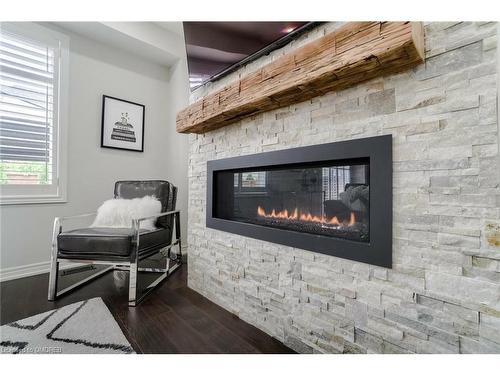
132,210,180,238
54,212,97,233
53,212,97,231
129,210,181,259
52,213,97,253
56,213,97,223
134,210,180,224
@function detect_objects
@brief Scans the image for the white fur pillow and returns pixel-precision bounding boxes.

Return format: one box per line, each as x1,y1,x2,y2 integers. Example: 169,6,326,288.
91,195,161,231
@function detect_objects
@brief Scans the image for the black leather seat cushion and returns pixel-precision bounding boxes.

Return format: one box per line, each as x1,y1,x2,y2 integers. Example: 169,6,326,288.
57,227,170,260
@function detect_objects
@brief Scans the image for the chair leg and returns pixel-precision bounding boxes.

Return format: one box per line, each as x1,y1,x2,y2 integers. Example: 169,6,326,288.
127,212,182,307
177,239,183,264
48,218,61,301
56,265,114,298
47,257,59,301
175,211,183,264
128,259,138,307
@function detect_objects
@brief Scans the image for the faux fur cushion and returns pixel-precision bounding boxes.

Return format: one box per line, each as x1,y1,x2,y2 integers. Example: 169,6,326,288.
91,195,161,231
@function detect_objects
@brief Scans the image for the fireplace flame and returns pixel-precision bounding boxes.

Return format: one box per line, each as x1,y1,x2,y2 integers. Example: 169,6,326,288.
257,206,356,226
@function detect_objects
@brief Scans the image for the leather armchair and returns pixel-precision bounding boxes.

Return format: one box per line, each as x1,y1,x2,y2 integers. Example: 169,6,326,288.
47,180,182,306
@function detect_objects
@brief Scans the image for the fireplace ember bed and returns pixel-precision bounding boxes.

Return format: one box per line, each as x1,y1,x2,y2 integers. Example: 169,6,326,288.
207,135,392,268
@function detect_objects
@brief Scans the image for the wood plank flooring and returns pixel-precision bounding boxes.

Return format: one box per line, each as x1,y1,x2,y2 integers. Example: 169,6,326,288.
0,265,294,354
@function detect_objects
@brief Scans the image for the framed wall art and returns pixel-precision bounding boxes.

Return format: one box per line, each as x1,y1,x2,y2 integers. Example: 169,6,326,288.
101,95,145,152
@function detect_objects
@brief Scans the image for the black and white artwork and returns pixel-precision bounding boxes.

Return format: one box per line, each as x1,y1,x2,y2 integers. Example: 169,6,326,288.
101,95,145,152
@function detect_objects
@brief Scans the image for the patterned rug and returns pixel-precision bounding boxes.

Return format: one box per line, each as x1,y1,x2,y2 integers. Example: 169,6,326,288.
0,297,134,354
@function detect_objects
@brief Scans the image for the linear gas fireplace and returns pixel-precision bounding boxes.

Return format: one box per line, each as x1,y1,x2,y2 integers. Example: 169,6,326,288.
207,135,392,267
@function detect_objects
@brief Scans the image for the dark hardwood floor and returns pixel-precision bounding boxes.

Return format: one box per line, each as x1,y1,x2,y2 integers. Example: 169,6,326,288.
0,264,294,354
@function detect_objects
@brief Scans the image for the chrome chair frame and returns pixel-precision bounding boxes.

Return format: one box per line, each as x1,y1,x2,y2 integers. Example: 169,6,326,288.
48,210,182,306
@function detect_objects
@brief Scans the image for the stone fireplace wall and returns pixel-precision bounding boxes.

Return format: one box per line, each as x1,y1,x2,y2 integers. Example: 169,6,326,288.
187,22,500,353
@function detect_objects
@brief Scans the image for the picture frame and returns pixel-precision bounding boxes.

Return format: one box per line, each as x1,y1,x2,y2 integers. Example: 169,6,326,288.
101,95,145,152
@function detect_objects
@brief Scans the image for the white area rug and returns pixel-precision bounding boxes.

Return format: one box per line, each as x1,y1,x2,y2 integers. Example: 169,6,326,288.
0,297,134,354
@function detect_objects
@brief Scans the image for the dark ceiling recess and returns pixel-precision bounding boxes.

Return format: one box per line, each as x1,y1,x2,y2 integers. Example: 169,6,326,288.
183,22,318,90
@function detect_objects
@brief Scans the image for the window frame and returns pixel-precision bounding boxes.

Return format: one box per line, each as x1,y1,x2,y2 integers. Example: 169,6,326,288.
234,171,267,194
0,22,69,205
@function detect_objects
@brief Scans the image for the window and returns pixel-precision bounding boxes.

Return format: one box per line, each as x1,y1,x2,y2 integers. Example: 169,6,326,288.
233,171,267,192
322,166,351,200
0,23,68,204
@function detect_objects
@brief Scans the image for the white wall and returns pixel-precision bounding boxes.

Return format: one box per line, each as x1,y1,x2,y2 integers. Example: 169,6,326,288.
0,24,190,280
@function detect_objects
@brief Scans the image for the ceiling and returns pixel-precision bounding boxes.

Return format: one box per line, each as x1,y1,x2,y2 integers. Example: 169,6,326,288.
182,22,308,89
53,22,186,68
51,21,311,90
154,22,184,37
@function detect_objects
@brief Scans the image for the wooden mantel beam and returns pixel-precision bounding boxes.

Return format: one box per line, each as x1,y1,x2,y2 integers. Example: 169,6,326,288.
176,22,424,134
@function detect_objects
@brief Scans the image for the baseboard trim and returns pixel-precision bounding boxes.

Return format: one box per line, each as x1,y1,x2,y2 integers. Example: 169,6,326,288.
1,245,188,282
0,261,79,283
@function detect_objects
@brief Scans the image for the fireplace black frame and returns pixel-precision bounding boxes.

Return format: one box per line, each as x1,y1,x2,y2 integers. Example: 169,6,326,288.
206,135,392,268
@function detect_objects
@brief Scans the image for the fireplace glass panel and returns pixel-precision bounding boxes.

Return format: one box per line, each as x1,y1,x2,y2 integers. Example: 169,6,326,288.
213,159,370,242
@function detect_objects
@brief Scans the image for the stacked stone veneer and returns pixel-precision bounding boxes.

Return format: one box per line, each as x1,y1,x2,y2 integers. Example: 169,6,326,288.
187,22,500,353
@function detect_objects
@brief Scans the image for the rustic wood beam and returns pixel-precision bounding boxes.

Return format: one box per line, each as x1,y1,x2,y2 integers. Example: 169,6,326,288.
176,22,425,134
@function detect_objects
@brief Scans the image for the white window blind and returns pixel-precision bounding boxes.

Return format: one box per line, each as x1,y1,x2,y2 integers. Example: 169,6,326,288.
0,29,56,184
0,23,68,204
